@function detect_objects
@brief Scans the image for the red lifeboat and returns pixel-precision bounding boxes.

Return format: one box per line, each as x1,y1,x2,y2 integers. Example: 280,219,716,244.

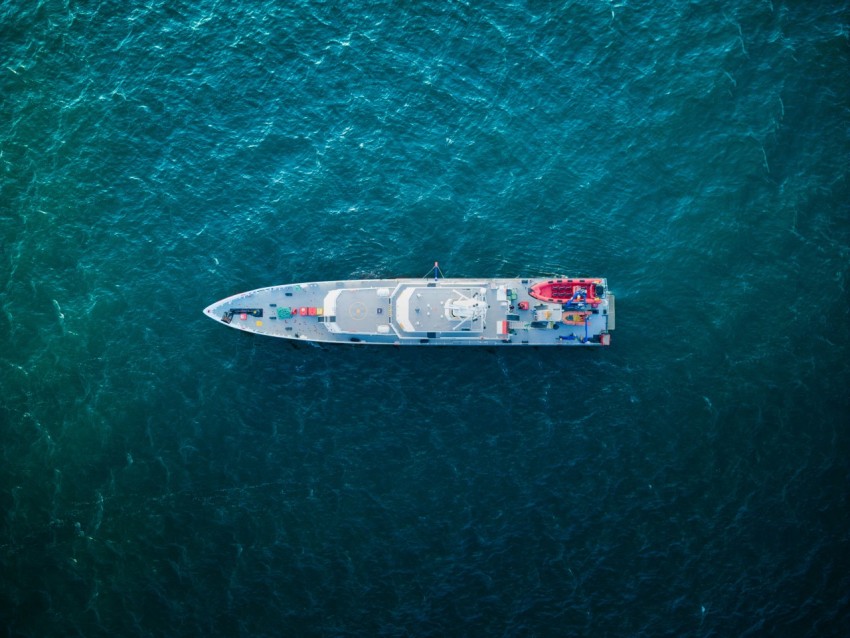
529,279,604,305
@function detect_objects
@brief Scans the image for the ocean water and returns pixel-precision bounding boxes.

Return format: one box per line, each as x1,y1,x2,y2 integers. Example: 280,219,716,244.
2,0,849,635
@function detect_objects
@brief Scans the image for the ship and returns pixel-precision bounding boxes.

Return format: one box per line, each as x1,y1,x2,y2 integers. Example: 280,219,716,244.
203,264,614,346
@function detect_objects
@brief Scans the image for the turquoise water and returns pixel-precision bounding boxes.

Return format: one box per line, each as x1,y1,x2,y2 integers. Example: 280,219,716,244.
2,1,849,635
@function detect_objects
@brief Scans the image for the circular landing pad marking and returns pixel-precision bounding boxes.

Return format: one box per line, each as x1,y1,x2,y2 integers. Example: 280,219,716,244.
349,302,367,320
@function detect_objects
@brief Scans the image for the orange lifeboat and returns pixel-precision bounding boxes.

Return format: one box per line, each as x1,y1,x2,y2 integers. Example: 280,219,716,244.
562,311,591,325
529,279,604,305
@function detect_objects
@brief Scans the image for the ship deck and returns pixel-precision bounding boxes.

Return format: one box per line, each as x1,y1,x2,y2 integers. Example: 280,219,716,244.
204,277,614,346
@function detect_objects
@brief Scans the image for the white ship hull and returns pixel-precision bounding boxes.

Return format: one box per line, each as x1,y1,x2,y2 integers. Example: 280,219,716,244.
204,276,614,346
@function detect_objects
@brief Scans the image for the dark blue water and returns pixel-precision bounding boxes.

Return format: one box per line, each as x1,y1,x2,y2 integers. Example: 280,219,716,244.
2,1,849,635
